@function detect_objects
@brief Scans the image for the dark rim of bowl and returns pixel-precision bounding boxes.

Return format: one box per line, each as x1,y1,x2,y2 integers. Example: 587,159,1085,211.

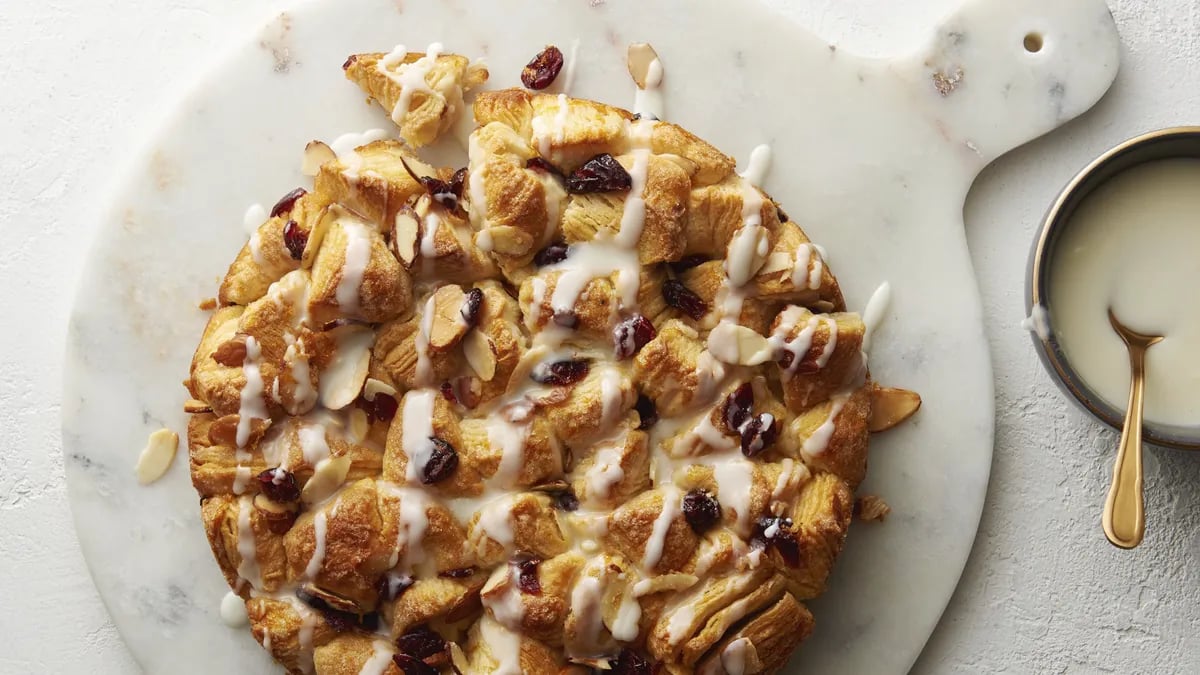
1027,126,1200,450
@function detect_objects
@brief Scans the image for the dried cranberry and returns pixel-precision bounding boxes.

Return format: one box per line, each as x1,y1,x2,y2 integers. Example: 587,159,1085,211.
662,279,708,320
552,309,579,329
255,468,300,503
752,515,801,567
270,187,307,218
668,254,709,274
777,350,795,370
613,314,657,359
460,288,484,328
682,489,722,534
399,157,463,212
565,153,632,194
513,557,542,594
740,413,779,457
721,383,754,432
392,653,438,675
531,359,590,385
437,567,476,579
634,394,659,430
534,241,569,266
526,157,566,181
282,219,306,260
295,588,363,632
449,167,468,202
358,392,399,423
521,45,565,90
777,205,790,223
396,625,448,660
376,573,414,602
609,648,653,675
342,54,358,70
552,487,580,511
439,381,459,404
421,437,459,484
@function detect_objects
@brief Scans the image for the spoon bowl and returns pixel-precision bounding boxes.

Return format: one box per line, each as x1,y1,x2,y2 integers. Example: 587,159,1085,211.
1101,308,1163,549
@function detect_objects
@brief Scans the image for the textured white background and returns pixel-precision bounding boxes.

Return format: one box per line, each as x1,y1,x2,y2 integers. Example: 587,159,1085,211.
2,0,1198,673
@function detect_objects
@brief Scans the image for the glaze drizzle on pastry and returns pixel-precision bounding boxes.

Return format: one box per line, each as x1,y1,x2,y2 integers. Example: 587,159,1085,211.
178,40,921,675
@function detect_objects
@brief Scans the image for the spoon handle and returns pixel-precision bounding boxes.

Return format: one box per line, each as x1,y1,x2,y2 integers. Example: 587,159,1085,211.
1102,349,1148,549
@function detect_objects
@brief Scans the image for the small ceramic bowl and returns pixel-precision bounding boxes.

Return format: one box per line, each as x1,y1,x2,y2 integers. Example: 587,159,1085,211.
1027,126,1200,450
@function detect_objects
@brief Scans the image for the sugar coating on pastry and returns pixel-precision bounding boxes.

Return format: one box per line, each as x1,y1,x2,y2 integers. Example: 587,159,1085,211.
180,40,918,675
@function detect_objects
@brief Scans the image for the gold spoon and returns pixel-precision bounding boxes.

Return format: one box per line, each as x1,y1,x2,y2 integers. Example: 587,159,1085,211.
1102,308,1163,549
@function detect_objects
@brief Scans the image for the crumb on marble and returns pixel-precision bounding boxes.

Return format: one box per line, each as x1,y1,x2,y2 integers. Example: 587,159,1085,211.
198,297,217,311
933,67,964,96
855,495,891,522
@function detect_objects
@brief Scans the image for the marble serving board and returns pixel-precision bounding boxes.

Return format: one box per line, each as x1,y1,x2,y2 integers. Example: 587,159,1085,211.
62,0,1119,672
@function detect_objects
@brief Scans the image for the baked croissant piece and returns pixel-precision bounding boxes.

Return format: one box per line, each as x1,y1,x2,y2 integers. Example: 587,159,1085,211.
180,42,921,675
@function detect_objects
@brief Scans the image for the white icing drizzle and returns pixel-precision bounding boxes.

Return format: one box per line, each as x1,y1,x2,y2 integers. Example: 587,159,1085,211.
611,587,642,642
545,240,641,317
475,494,516,553
814,317,840,368
713,458,755,534
790,243,813,289
721,638,757,675
377,43,444,126
585,439,626,503
414,294,437,388
485,565,527,629
335,221,372,314
298,424,330,467
305,501,337,579
232,466,252,495
598,366,624,427
562,39,582,92
329,128,390,177
741,144,772,187
616,120,654,248
808,249,825,290
479,615,524,675
533,93,571,158
219,591,248,627
295,600,318,674
633,58,665,120
358,640,396,675
236,336,267,448
285,340,316,412
568,574,605,653
401,390,438,483
1021,303,1050,341
666,604,695,647
243,203,267,235
248,232,266,266
467,132,490,236
693,351,726,404
489,417,530,488
643,486,682,571
527,276,547,328
801,393,850,458
235,496,262,591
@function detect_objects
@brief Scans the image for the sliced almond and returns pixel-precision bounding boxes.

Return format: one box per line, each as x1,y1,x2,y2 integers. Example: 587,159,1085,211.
627,42,661,90
707,322,772,366
135,428,179,485
462,330,497,381
302,205,337,270
318,325,374,410
207,414,240,446
480,565,512,596
299,583,361,614
363,377,397,401
183,398,212,414
346,408,370,444
631,573,698,597
253,493,298,516
868,386,922,432
302,140,336,177
391,207,420,266
455,375,483,409
212,336,249,367
855,495,892,522
758,251,793,277
487,225,528,256
429,285,470,349
301,454,352,504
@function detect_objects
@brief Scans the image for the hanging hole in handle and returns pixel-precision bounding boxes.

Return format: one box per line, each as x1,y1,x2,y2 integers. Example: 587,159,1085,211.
1024,32,1045,53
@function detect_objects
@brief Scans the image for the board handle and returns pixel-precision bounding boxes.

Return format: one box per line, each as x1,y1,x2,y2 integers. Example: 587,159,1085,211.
897,0,1120,166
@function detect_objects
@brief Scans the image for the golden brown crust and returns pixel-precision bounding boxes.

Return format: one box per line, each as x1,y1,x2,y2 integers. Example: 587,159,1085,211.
182,61,918,675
